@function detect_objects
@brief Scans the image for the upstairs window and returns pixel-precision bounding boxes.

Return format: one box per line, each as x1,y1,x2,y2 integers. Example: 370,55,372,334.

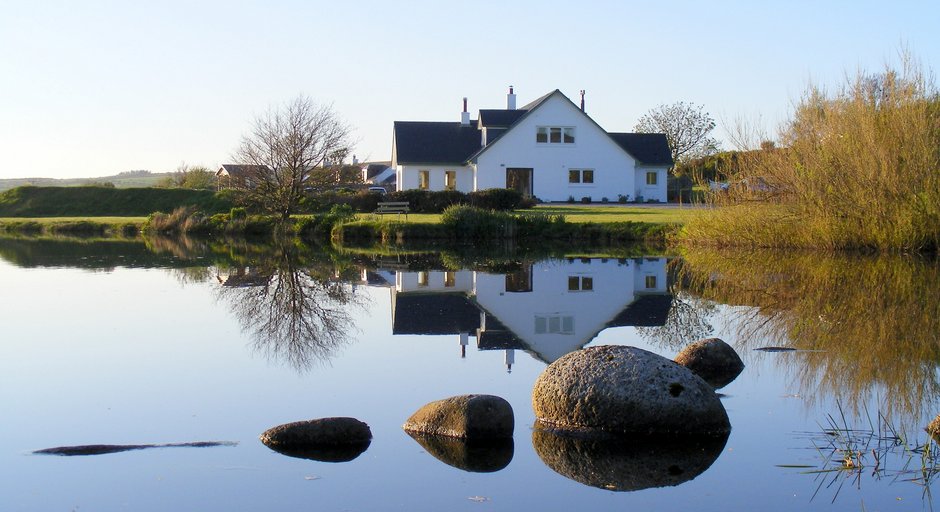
568,169,594,184
537,126,575,144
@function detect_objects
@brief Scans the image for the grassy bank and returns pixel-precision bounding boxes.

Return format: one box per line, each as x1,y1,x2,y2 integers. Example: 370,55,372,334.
0,217,147,237
0,204,690,243
0,186,234,217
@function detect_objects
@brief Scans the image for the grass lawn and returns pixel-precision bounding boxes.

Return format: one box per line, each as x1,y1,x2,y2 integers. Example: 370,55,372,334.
529,204,698,224
351,205,697,225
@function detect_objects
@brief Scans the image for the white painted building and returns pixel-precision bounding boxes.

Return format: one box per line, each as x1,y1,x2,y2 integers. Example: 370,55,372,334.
392,88,673,202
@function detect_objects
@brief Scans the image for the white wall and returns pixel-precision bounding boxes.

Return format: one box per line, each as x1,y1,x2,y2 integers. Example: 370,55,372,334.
634,166,669,203
474,94,637,202
397,164,473,193
396,270,474,293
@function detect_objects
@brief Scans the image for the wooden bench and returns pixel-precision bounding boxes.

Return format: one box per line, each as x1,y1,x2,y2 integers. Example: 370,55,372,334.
373,201,410,220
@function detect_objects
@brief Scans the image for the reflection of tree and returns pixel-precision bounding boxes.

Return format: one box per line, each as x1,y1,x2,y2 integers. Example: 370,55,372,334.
675,249,940,424
216,239,363,371
636,291,716,350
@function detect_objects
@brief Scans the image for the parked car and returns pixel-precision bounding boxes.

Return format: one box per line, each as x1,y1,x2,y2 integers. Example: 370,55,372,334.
368,186,387,195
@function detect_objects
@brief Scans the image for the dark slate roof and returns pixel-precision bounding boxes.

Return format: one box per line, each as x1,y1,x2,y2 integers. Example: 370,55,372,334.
364,163,389,179
478,109,527,127
606,294,674,328
394,121,482,164
608,133,674,166
392,293,481,335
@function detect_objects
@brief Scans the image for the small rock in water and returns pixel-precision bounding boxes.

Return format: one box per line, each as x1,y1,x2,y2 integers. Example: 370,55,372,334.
260,417,372,462
675,338,745,389
403,395,514,440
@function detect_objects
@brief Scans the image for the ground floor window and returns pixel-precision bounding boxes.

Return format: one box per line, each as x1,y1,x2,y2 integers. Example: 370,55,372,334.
568,169,594,184
645,275,657,289
418,170,429,190
646,171,658,185
444,170,456,191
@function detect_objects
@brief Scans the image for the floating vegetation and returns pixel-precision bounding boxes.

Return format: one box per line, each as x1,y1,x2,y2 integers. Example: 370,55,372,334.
782,403,940,503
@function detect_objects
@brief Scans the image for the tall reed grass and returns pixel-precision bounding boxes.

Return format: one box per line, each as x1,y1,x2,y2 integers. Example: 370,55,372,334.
681,52,940,251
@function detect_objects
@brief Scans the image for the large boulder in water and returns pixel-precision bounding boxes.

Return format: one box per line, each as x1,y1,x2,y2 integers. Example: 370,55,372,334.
260,417,372,462
403,394,513,440
675,338,745,389
532,345,730,436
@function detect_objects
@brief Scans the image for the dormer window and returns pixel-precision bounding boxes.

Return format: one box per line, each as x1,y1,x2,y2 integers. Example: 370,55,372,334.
537,126,575,144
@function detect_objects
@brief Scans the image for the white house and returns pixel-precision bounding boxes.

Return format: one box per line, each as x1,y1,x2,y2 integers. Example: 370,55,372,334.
392,88,673,202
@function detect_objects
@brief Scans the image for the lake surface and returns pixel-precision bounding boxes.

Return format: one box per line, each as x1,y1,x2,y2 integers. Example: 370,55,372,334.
2,237,939,511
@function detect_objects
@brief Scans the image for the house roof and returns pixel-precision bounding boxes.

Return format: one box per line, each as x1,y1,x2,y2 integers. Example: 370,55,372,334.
217,164,269,178
393,121,482,165
392,89,673,167
608,133,674,166
478,109,527,127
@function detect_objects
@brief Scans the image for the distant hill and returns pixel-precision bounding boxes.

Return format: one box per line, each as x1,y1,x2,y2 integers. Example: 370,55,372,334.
0,171,172,192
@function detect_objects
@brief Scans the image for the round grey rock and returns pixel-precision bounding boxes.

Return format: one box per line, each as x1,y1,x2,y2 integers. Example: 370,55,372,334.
675,338,745,389
532,345,730,436
403,394,514,439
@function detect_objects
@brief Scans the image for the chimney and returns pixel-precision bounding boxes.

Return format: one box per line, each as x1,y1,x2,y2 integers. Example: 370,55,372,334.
507,85,516,110
460,97,470,126
579,90,585,112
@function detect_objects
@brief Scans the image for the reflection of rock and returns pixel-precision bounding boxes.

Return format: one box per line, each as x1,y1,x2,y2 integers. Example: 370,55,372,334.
403,395,514,439
406,432,513,472
675,338,745,389
532,429,729,491
260,417,372,462
533,345,730,436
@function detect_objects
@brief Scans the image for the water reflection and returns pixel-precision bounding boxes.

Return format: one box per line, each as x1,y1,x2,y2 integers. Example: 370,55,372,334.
532,430,728,491
405,433,514,472
390,257,672,368
675,249,940,421
214,239,364,372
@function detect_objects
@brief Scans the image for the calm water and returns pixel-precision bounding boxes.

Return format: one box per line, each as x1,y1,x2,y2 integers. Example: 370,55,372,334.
1,237,939,511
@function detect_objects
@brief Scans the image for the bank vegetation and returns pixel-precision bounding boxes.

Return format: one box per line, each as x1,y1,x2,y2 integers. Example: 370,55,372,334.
679,53,940,252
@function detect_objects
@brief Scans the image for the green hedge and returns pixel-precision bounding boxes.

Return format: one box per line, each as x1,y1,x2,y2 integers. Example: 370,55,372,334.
0,186,234,217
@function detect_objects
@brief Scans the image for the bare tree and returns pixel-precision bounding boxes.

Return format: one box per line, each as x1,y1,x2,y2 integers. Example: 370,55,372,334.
235,96,353,219
635,102,719,165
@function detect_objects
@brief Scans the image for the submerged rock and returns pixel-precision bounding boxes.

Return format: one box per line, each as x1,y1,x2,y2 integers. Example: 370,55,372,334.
406,432,513,472
532,345,730,436
532,429,729,491
403,394,514,440
260,417,372,462
675,338,745,389
34,441,236,456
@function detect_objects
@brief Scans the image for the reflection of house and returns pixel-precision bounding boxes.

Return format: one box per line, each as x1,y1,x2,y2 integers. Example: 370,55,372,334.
391,87,672,201
389,258,671,370
216,267,271,287
216,164,269,190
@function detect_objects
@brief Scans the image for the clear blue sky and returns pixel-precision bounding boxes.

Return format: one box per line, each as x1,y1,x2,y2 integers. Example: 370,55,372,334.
1,0,937,179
